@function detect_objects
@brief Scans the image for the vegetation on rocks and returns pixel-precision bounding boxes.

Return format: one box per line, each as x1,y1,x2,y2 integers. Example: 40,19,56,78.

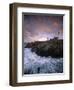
25,38,63,58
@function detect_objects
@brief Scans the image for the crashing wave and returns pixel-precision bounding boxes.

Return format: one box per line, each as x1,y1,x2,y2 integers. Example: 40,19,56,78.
24,48,63,74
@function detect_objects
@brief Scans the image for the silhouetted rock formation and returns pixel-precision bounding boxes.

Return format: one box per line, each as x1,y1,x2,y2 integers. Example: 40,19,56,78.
24,38,63,58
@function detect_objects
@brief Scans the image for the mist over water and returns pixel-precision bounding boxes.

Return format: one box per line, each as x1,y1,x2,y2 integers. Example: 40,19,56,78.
24,48,63,74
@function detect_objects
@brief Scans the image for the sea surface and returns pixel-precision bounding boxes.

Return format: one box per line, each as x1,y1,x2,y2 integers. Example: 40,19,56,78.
24,48,63,74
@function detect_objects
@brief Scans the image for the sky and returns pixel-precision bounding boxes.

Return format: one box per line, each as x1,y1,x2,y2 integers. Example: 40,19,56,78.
23,14,63,42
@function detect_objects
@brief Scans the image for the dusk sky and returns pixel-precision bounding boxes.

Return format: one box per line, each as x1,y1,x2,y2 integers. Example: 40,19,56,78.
23,14,63,42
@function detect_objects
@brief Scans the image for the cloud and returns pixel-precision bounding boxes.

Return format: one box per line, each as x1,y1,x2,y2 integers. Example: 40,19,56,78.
23,15,63,42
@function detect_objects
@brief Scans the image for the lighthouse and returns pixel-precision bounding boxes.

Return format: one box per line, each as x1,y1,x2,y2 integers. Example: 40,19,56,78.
58,31,60,39
47,37,49,41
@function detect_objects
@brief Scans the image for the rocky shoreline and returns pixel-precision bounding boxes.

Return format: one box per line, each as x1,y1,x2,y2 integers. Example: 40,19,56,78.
24,38,63,58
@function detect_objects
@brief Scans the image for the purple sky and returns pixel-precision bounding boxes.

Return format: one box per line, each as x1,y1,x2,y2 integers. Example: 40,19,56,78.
23,14,63,42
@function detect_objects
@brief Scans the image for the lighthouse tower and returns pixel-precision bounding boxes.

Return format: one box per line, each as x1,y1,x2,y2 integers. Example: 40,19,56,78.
47,37,49,41
58,31,60,39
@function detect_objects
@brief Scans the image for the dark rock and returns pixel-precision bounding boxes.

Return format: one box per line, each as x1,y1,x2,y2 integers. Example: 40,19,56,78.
24,38,63,58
